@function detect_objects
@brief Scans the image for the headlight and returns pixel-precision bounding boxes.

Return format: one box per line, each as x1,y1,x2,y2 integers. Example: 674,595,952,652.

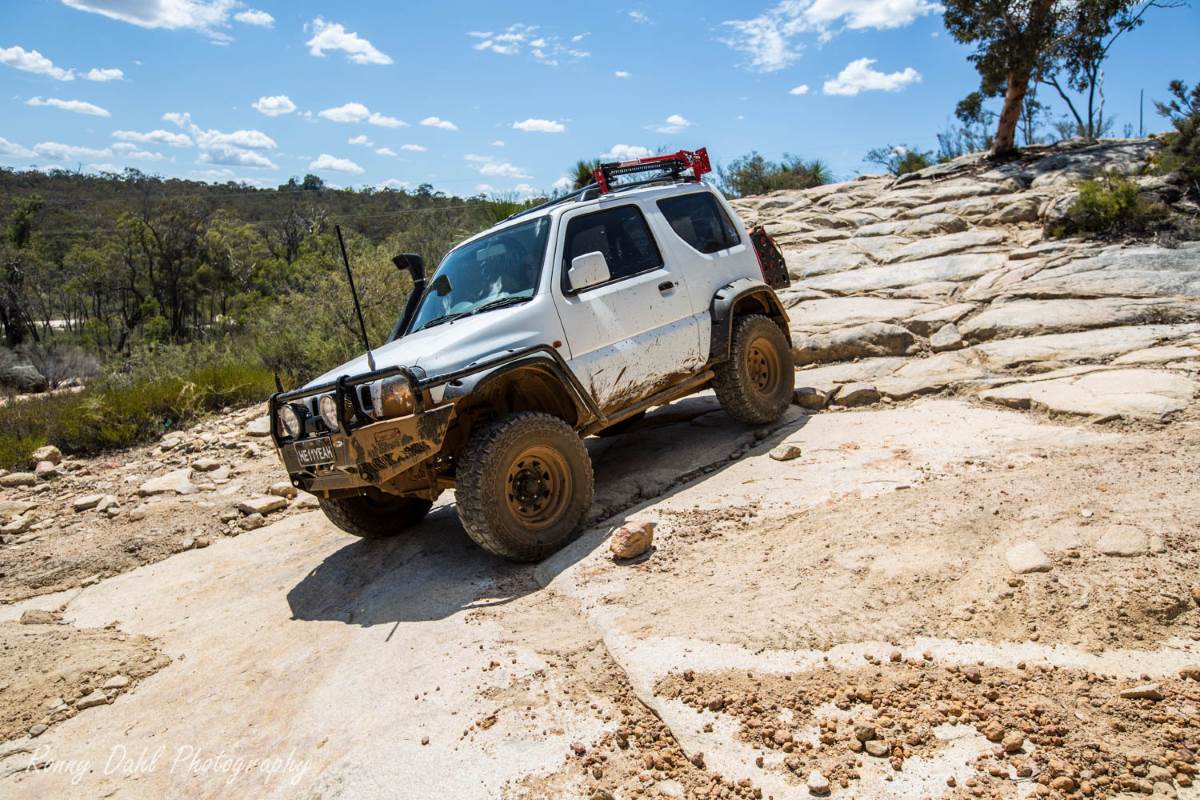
318,394,340,431
370,376,415,419
278,405,303,438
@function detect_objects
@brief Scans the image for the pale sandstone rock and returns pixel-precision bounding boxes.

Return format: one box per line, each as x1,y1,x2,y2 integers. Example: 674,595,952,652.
1006,541,1052,574
610,521,655,560
979,368,1193,421
138,469,199,496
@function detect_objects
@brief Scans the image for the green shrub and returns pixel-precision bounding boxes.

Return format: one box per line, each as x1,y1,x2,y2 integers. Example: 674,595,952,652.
1049,173,1168,238
0,344,274,470
1152,79,1200,198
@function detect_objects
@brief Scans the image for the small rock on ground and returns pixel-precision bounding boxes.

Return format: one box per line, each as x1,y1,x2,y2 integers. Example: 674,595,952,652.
1096,527,1149,557
1006,541,1052,574
834,383,881,407
930,322,965,352
1120,683,1163,701
19,608,58,625
769,444,803,461
807,770,831,796
237,496,288,516
610,521,655,560
793,387,829,410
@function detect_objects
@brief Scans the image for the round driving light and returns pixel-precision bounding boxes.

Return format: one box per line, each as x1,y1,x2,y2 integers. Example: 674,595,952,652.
278,405,302,438
372,376,415,418
318,395,340,431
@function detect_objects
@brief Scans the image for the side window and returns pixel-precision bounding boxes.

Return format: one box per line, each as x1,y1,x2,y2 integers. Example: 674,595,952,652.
563,205,663,290
656,192,741,254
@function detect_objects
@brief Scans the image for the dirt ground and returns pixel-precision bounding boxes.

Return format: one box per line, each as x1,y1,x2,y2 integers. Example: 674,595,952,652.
1,396,1199,799
0,620,169,745
603,408,1200,655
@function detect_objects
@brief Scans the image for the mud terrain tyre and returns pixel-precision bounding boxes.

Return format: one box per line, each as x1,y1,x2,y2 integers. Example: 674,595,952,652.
319,493,433,539
714,314,795,425
457,412,594,562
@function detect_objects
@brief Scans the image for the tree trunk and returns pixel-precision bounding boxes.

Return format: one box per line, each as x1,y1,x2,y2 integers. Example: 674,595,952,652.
992,70,1030,156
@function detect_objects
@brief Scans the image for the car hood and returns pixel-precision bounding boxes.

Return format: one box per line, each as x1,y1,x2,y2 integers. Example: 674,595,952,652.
303,308,545,390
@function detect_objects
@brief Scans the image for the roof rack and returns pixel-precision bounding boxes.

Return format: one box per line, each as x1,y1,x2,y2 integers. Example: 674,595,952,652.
593,148,711,193
504,146,712,223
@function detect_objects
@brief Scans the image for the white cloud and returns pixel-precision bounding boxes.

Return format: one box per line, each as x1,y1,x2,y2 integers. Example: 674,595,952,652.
367,112,406,128
512,183,538,196
722,0,941,72
26,96,111,117
375,147,396,157
475,183,496,194
654,113,691,134
199,144,276,168
348,134,373,146
112,142,163,160
789,84,810,96
627,10,652,24
0,46,75,80
62,0,239,40
234,9,273,27
491,140,505,147
464,154,530,179
252,95,296,116
309,153,365,174
513,118,566,133
614,70,631,78
420,116,458,131
84,67,124,81
306,17,392,65
468,23,589,67
319,102,369,123
113,129,194,147
0,137,35,158
823,57,921,96
552,175,573,191
378,178,409,190
32,141,113,160
400,143,427,152
319,102,407,127
161,111,278,168
601,144,651,161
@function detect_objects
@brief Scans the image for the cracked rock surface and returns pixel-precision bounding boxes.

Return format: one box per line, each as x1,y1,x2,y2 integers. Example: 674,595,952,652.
733,138,1200,422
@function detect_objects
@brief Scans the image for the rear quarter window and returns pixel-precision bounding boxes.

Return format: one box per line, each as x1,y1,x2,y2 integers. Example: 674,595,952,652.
656,192,741,254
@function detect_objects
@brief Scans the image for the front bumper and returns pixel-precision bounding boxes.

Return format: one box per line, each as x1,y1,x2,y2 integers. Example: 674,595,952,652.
277,404,454,493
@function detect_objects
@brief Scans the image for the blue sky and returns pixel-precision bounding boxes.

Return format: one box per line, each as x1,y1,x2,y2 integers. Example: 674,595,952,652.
2,1,1197,195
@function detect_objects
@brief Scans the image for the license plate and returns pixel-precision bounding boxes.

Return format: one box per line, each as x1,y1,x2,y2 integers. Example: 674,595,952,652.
294,437,334,467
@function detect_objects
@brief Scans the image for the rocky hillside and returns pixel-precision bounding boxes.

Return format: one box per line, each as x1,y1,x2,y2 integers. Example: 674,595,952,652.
732,138,1200,422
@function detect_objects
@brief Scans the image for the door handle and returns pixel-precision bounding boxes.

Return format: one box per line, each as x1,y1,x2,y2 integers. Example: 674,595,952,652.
658,280,677,292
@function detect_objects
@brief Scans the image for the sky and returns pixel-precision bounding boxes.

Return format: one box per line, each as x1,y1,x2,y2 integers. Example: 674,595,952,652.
1,1,1198,196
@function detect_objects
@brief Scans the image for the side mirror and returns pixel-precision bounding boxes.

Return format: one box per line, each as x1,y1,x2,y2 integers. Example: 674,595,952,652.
567,251,611,292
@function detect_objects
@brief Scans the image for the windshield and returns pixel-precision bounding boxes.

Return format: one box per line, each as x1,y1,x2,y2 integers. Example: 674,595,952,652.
409,217,551,332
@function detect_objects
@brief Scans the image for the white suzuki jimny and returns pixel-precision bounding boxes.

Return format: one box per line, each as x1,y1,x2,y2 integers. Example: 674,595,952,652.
269,149,794,561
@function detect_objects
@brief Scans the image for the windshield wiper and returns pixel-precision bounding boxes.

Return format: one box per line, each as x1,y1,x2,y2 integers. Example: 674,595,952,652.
469,296,532,316
417,311,471,331
415,296,530,332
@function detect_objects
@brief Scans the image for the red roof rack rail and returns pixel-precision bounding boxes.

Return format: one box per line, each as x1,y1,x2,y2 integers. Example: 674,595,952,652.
592,147,711,194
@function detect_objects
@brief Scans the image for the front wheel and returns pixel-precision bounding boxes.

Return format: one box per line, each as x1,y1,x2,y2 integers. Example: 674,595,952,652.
713,314,795,425
319,493,433,539
456,412,594,562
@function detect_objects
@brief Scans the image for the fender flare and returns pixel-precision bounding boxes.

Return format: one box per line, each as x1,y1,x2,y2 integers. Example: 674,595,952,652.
708,279,791,364
440,350,601,428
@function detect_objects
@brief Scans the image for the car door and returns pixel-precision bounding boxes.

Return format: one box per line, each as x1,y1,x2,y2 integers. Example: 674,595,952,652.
551,201,704,413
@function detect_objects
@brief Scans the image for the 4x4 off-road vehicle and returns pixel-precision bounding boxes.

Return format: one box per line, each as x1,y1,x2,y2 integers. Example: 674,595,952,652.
269,149,794,561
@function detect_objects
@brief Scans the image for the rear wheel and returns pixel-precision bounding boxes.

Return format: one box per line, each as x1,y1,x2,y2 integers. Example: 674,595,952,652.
713,314,795,425
319,492,433,539
456,412,593,562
